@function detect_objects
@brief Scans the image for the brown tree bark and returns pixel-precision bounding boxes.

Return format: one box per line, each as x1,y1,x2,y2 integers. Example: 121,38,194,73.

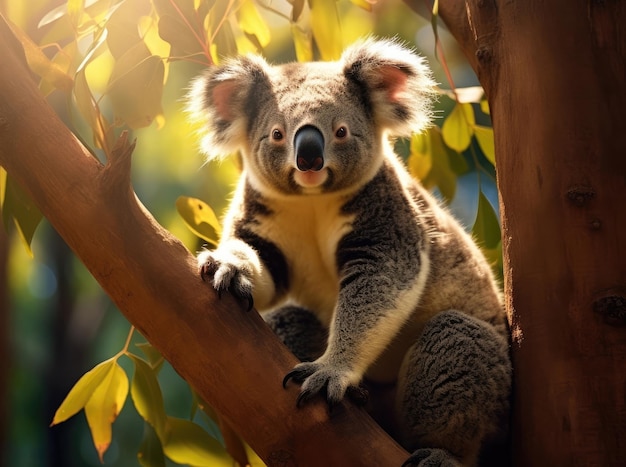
413,1,626,465
0,14,409,467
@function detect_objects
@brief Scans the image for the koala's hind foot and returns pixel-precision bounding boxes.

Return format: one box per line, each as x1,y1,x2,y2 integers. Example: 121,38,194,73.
396,310,511,467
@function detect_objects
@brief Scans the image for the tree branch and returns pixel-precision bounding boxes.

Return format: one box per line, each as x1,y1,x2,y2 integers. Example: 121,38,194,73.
0,14,408,466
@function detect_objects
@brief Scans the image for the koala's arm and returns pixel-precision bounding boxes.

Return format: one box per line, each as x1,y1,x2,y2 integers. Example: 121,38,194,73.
285,172,431,405
197,182,283,311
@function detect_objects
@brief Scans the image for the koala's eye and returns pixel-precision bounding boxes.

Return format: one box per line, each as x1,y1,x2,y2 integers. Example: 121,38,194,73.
271,128,284,141
335,126,348,139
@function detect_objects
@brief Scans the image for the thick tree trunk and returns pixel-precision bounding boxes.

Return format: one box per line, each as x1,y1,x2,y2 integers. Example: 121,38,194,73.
431,1,626,465
0,14,408,466
0,210,8,462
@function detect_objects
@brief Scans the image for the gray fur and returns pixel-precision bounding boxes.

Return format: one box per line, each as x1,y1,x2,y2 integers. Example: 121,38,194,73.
189,38,511,466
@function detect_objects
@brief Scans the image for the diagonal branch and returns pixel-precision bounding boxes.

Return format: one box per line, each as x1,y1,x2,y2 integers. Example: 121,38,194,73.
0,14,407,466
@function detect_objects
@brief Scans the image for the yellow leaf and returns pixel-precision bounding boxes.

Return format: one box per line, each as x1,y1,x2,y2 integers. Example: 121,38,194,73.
176,196,221,246
408,131,432,181
309,0,342,60
349,0,374,11
237,0,270,47
51,358,116,426
422,127,458,202
163,417,230,466
2,176,43,256
474,125,496,166
84,362,129,462
441,103,475,152
67,0,84,25
291,25,312,63
480,99,490,115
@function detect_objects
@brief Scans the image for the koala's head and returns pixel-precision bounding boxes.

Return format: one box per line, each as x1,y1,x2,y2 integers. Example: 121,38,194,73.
188,38,435,196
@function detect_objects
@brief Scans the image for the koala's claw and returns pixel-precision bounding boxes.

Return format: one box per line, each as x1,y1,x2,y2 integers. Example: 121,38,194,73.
283,362,366,409
402,448,462,467
198,254,255,311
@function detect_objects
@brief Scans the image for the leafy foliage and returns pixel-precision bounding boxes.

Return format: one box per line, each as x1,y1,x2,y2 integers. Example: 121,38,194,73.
3,0,501,465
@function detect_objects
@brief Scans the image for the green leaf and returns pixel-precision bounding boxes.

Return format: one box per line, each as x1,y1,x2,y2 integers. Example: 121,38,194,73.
84,361,129,462
129,354,168,439
105,0,146,59
74,68,108,149
51,357,117,426
407,131,432,181
2,176,43,256
135,342,164,371
474,125,496,166
176,196,221,246
154,0,207,62
162,417,230,466
441,103,475,152
211,15,238,62
138,422,166,467
107,45,165,129
472,191,501,249
237,0,270,47
309,0,342,60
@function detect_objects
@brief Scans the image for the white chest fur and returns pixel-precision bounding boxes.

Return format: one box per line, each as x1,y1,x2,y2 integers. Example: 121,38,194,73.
255,193,355,325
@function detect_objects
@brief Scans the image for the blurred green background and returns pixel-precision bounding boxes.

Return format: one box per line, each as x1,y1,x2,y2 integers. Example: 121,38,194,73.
0,1,493,465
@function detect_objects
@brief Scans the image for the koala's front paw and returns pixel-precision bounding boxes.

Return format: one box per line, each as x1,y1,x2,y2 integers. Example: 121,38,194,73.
282,362,368,409
197,249,254,310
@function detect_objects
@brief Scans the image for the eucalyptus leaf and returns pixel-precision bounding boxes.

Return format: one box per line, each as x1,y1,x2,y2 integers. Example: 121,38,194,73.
84,362,129,462
162,417,230,466
51,357,117,426
107,46,165,129
138,422,166,467
408,131,432,181
2,176,43,256
472,191,501,249
237,0,270,47
441,103,475,153
176,196,221,246
291,24,312,62
310,0,342,60
474,125,496,166
129,354,168,439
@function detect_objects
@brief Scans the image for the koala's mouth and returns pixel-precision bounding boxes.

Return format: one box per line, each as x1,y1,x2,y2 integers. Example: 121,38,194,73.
293,167,329,190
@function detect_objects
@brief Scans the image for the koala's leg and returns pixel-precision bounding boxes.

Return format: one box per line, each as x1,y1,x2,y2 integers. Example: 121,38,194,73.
396,310,511,467
263,306,327,362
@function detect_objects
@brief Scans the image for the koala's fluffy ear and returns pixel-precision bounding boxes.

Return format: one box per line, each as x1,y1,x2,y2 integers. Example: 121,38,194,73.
187,55,272,158
342,38,436,136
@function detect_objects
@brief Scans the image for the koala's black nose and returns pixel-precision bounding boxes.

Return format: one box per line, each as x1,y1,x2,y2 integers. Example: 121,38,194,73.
294,125,324,171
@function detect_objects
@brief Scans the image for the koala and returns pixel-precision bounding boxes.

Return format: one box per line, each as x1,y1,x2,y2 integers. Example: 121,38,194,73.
188,38,511,467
